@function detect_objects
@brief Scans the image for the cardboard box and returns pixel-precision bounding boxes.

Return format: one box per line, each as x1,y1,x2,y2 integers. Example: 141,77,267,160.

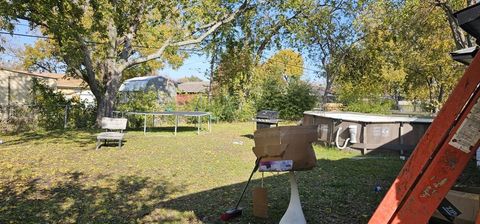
252,125,318,171
252,187,268,218
432,189,480,224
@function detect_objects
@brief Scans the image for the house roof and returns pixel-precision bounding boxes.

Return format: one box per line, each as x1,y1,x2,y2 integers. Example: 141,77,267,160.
177,81,209,93
56,75,86,89
0,67,61,79
0,67,86,89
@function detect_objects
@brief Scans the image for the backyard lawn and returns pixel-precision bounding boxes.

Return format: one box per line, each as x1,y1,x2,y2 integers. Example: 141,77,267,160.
0,122,457,223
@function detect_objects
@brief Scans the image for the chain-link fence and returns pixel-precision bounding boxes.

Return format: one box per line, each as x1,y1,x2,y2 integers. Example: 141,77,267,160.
0,103,96,133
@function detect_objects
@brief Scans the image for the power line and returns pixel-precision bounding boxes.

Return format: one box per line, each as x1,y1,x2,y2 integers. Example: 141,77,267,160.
0,31,52,40
0,31,171,50
0,31,210,54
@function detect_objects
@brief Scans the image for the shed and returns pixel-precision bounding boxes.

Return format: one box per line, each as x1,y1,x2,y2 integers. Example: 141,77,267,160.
118,75,177,104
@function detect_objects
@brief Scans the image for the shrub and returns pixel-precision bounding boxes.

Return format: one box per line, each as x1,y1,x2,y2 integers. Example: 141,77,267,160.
209,94,241,122
255,78,317,120
0,105,37,133
116,90,163,128
233,99,256,122
32,78,97,130
255,77,284,112
203,90,256,122
279,79,317,120
32,78,70,130
345,100,395,114
177,94,208,112
336,81,395,114
67,99,96,129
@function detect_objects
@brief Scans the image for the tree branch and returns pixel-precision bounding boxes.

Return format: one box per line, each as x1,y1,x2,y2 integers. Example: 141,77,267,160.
118,0,147,61
117,38,171,72
171,0,249,47
16,16,50,29
432,0,471,48
33,62,53,73
255,9,305,62
75,37,103,97
118,0,250,72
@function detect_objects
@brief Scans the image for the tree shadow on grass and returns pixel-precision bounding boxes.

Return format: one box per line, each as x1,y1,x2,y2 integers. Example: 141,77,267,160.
240,134,254,139
3,152,474,223
2,129,96,148
0,172,188,224
127,126,201,135
0,156,403,224
95,140,129,150
158,155,405,224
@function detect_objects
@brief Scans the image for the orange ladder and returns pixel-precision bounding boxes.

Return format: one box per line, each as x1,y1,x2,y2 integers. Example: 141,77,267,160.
369,50,480,223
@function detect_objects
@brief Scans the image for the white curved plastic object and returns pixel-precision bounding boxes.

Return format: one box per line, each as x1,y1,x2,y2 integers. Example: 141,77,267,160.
335,127,350,149
279,171,307,224
348,125,358,143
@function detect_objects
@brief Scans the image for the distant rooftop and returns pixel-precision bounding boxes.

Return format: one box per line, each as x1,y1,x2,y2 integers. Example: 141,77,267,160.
0,67,86,89
177,81,209,93
0,67,61,79
56,75,87,89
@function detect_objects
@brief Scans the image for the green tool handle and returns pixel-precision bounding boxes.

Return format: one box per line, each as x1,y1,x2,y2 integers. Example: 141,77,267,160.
234,157,262,209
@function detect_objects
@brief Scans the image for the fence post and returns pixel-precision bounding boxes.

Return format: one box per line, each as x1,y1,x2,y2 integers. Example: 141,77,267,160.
7,76,11,120
64,104,68,129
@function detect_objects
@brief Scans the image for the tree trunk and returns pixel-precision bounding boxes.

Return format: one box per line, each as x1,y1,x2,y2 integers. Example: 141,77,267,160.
426,77,436,113
95,70,122,125
437,84,445,106
394,86,400,110
208,36,217,103
322,76,333,105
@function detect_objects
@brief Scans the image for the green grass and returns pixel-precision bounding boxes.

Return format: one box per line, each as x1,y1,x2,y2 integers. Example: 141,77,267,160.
0,122,439,223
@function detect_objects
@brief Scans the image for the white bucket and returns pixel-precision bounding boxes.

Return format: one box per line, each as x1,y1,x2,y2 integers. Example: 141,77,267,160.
348,125,358,144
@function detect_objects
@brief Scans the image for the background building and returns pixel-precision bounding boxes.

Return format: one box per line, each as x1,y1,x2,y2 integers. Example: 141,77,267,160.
176,81,208,105
0,67,93,106
118,75,177,104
